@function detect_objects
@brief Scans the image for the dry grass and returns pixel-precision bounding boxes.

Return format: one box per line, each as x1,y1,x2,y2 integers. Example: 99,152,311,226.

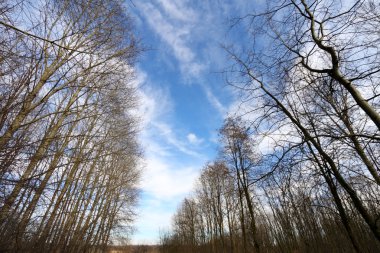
107,245,160,253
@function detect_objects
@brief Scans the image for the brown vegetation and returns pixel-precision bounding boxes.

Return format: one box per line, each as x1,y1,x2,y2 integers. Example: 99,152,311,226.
107,245,159,253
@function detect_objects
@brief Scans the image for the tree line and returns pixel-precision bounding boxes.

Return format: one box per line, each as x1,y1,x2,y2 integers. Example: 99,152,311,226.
159,1,380,253
0,0,141,252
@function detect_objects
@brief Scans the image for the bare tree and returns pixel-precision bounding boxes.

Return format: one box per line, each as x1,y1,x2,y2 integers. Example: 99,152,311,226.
160,2,380,252
0,0,141,251
225,0,380,243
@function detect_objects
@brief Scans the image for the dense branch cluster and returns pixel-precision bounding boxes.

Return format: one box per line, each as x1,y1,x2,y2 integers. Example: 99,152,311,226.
0,0,141,252
160,1,380,253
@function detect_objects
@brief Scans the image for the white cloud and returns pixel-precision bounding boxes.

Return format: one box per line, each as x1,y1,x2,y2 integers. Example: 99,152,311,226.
137,2,192,62
131,69,207,244
135,71,173,126
157,0,198,22
153,122,203,157
134,67,208,158
203,85,227,115
136,1,205,79
132,206,173,244
135,0,238,120
130,1,265,244
187,133,203,145
142,157,199,200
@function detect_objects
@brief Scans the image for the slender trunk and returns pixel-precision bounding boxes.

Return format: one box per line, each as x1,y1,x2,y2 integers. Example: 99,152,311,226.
307,142,362,253
0,88,82,224
254,76,380,241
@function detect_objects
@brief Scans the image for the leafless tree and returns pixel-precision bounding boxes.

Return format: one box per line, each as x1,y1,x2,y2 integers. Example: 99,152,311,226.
0,0,141,251
159,2,380,252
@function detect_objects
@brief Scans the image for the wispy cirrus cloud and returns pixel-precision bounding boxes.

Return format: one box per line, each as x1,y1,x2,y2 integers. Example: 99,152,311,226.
136,1,205,78
157,0,198,22
134,0,231,116
132,69,207,243
130,1,260,244
136,68,205,159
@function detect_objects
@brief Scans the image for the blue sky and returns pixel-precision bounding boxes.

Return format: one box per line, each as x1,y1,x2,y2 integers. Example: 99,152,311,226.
128,0,260,244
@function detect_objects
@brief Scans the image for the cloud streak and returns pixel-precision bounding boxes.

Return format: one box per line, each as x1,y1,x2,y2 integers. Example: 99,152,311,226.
132,70,207,243
137,1,205,79
130,1,259,244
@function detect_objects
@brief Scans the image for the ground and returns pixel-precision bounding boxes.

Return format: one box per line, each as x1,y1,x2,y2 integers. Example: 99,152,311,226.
107,245,159,253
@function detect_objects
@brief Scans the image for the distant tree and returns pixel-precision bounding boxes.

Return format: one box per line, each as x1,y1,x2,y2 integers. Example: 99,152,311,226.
219,117,262,253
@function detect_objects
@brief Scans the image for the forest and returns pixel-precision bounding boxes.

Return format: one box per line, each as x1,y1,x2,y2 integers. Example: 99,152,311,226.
0,0,141,252
1,0,380,253
159,1,380,253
